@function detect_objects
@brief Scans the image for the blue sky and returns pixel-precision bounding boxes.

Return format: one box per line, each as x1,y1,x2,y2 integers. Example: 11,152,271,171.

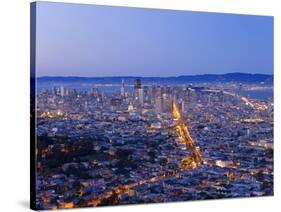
35,2,273,77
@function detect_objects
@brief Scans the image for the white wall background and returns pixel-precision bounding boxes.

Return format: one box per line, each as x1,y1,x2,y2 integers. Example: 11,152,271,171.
0,0,279,211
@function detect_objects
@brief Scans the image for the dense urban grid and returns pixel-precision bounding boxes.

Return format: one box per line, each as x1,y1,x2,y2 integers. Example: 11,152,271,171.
35,78,273,210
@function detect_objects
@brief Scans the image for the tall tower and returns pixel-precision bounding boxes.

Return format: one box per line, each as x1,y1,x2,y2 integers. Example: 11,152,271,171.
52,86,57,96
60,85,65,97
134,79,141,97
120,79,125,97
134,79,142,104
155,96,163,114
138,88,144,106
134,79,141,88
162,93,172,113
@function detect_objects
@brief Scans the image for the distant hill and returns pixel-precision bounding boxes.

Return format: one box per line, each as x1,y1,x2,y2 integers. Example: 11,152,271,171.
37,73,273,85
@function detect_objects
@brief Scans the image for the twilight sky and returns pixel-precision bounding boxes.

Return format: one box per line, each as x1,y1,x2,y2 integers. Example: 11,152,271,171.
35,2,273,77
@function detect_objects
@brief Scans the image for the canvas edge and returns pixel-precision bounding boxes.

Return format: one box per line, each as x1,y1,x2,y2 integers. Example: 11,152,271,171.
30,1,37,211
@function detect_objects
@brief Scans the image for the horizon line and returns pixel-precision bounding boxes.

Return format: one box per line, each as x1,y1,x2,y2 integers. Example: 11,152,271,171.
36,72,273,78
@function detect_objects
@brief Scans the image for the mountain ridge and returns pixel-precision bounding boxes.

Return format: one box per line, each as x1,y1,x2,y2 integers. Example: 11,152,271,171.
36,73,273,84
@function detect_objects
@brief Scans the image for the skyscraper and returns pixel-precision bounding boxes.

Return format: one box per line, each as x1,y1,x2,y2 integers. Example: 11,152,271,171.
155,96,163,114
120,79,125,97
162,93,172,113
60,85,65,97
138,88,144,107
52,86,57,96
134,79,141,98
134,79,143,107
134,79,141,90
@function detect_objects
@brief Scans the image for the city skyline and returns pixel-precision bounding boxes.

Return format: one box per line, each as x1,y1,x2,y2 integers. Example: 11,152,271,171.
36,2,273,77
34,77,274,209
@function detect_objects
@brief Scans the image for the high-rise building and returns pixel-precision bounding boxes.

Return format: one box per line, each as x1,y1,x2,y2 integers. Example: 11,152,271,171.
120,79,125,97
134,79,141,90
60,85,65,97
138,88,144,106
134,79,141,98
134,79,143,107
151,85,157,104
91,86,99,98
162,93,172,113
155,96,163,114
73,89,78,97
65,88,69,96
52,86,57,96
180,100,188,114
